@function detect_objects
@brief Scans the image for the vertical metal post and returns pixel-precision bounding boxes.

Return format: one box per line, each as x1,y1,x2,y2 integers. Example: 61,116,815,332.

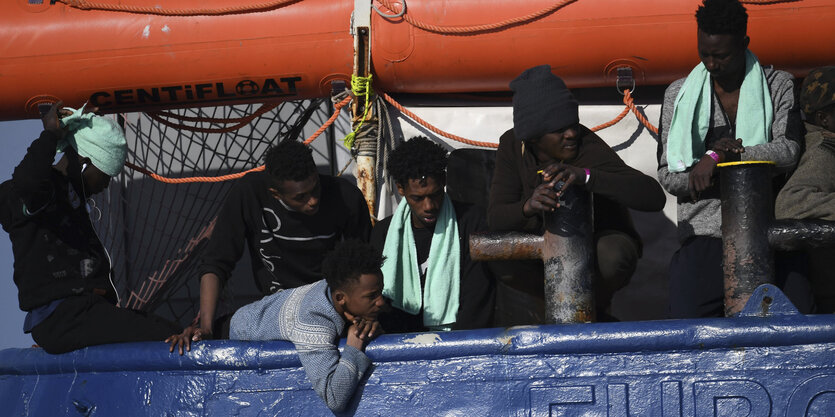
542,185,595,323
352,0,377,221
719,161,776,316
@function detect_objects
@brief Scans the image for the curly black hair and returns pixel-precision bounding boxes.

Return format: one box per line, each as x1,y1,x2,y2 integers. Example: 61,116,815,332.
264,139,317,182
696,0,748,37
322,240,384,291
387,136,448,186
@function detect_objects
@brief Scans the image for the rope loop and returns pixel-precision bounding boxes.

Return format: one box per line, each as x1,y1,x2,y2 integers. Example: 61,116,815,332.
373,0,406,19
374,0,576,34
57,0,302,16
343,74,374,149
590,90,659,134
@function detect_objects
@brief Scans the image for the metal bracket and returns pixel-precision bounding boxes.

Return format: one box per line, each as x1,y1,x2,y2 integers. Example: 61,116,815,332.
737,284,800,318
616,67,635,95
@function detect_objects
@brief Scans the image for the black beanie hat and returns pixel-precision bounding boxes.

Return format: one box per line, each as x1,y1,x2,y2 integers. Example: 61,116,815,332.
510,65,579,142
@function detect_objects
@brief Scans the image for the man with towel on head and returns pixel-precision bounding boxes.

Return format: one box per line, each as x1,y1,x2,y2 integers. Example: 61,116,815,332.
0,102,182,354
657,0,802,318
370,137,495,332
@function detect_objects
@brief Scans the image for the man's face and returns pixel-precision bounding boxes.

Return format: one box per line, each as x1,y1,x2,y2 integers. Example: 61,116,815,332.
270,173,321,215
697,30,749,81
339,272,385,320
81,162,111,196
397,176,445,229
817,105,835,133
533,123,581,161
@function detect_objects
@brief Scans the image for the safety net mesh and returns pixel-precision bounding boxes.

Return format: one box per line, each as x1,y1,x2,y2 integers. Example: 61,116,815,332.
89,98,348,326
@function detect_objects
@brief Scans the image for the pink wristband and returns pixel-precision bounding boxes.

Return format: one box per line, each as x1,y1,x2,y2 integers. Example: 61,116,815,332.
706,150,720,163
584,168,591,183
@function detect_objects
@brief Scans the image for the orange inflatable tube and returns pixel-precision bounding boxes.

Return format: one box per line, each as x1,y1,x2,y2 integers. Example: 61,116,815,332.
1,0,833,120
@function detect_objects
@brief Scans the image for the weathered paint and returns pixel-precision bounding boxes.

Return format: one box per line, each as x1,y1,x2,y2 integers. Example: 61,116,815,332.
1,285,834,415
542,185,594,323
355,153,376,220
469,232,543,261
470,185,595,324
769,220,835,251
719,162,776,317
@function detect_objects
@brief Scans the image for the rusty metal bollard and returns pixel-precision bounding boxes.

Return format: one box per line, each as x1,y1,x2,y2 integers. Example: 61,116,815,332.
471,185,594,324
719,161,777,316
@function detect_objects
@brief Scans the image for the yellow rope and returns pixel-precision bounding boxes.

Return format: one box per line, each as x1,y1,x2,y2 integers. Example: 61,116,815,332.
343,74,373,149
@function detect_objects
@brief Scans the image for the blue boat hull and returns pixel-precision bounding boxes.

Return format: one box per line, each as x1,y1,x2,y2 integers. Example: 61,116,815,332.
2,286,834,416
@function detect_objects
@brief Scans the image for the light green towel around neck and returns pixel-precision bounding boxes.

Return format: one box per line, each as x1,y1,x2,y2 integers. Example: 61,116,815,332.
381,194,460,330
666,50,773,173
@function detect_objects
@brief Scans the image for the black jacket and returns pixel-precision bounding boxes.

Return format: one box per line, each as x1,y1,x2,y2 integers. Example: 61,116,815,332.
488,127,667,254
1,131,116,311
199,171,372,294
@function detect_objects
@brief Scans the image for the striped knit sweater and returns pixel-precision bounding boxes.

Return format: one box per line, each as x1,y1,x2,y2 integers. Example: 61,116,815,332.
230,280,371,412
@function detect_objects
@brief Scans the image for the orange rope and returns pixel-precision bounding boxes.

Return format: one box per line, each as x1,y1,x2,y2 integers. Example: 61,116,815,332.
623,89,658,135
57,0,301,16
304,96,352,145
375,0,577,34
384,89,657,148
125,96,351,183
591,106,630,132
382,93,498,148
124,161,265,184
591,90,658,134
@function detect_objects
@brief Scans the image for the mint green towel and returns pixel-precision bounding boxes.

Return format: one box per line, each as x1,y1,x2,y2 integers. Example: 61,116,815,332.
666,50,773,172
57,105,127,177
381,194,460,330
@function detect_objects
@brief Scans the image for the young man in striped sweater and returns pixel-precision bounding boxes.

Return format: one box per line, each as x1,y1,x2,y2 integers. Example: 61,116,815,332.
229,240,384,412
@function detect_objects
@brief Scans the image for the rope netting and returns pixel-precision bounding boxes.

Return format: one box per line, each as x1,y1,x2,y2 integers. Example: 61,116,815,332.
93,99,352,325
121,96,352,184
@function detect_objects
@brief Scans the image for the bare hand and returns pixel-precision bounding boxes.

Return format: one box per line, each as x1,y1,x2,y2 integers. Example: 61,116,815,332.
346,323,365,351
688,155,718,201
711,137,744,162
523,163,585,216
166,325,210,355
523,182,559,216
346,318,383,351
41,101,71,138
540,162,585,189
353,317,382,341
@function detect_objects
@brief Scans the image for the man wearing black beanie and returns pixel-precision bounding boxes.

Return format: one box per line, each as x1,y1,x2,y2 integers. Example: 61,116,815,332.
488,65,665,323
